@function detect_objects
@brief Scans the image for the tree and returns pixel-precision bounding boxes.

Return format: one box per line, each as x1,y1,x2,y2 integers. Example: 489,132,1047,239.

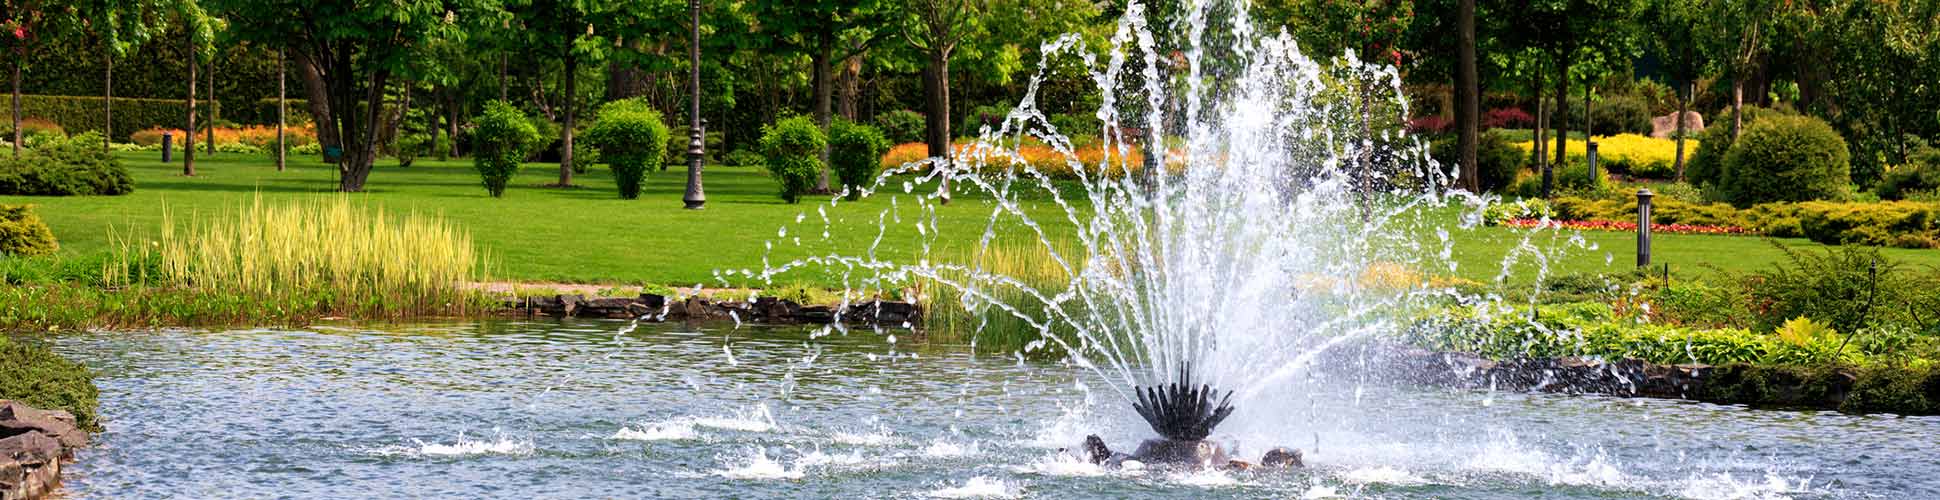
1699,0,1776,140
899,0,1094,164
751,0,893,192
210,0,479,192
1501,0,1641,194
1645,0,1709,179
1455,0,1477,192
3,0,90,157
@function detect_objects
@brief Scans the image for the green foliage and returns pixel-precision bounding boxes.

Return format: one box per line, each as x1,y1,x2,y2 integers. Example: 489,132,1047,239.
585,99,671,200
1590,95,1653,136
1434,130,1524,193
1873,146,1940,200
1482,198,1552,225
759,116,827,204
1746,244,1902,333
0,339,100,431
724,148,765,168
959,104,1011,137
663,127,725,171
1554,159,1610,193
0,132,136,196
874,110,926,144
1688,105,1799,187
394,134,429,168
827,119,890,200
0,205,59,257
471,101,542,198
1796,201,1938,249
1721,115,1852,207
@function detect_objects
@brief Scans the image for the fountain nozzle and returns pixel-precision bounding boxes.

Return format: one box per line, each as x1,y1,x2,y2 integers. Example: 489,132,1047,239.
1132,363,1235,441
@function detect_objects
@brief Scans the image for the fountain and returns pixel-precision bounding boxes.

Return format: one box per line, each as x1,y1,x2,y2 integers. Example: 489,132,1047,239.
733,0,1469,461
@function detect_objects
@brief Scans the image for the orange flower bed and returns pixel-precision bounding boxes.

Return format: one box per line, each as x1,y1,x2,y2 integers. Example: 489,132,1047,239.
878,140,1148,180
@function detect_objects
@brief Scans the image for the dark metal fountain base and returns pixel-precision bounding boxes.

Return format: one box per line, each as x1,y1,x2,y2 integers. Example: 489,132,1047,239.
1082,434,1302,470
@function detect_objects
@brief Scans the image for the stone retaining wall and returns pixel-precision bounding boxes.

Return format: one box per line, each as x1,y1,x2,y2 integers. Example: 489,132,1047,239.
501,294,922,327
1,401,88,500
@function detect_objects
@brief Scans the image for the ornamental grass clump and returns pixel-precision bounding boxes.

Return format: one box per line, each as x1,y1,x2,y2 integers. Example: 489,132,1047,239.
120,196,481,318
827,119,889,200
760,116,826,203
585,98,669,199
471,101,541,197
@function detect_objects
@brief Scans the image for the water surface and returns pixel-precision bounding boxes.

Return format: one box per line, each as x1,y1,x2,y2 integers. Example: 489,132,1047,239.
50,320,1938,499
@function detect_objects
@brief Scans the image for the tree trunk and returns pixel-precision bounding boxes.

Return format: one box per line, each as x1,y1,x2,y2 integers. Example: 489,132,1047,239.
1731,78,1744,139
185,48,197,176
294,51,340,158
428,86,441,162
1532,74,1545,170
277,49,286,171
1551,53,1568,173
813,39,834,192
337,69,391,192
206,58,216,156
105,53,114,150
11,50,21,159
559,53,576,186
837,56,861,120
446,91,460,158
388,80,413,160
1455,0,1479,192
922,47,953,203
499,54,509,102
1673,82,1689,180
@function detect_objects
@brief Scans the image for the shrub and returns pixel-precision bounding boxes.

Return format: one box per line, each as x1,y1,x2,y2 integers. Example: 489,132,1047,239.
1407,115,1451,135
1554,159,1608,192
874,109,926,144
394,133,428,167
827,119,890,200
724,148,764,167
0,338,100,431
16,118,66,147
1746,244,1903,332
0,132,135,196
471,101,541,197
10,94,220,142
1873,146,1940,200
585,99,670,199
958,104,1010,136
1590,95,1653,136
0,205,58,257
1688,105,1801,187
1432,130,1523,193
661,127,725,171
759,116,826,203
1483,107,1533,129
1795,201,1938,248
1720,115,1851,207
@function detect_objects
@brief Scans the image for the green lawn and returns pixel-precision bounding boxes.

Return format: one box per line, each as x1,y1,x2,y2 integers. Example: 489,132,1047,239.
7,151,1938,287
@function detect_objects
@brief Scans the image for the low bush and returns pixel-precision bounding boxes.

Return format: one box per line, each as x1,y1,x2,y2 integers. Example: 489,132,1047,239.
15,118,66,147
760,116,826,203
874,109,926,144
723,148,764,167
471,101,541,197
1720,115,1851,207
878,140,1148,181
0,205,58,257
1795,201,1938,248
394,133,428,167
1590,95,1653,136
1483,107,1533,129
0,132,135,196
827,119,890,200
585,99,670,200
1873,146,1940,200
958,104,1011,136
662,126,725,171
1432,130,1524,193
0,338,100,431
1407,115,1451,135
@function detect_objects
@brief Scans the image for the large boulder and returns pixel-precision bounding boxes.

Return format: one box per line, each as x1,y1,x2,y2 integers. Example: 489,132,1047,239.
1651,111,1705,139
0,402,86,450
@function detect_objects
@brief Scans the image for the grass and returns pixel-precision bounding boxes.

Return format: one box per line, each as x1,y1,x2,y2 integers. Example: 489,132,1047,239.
6,150,1940,292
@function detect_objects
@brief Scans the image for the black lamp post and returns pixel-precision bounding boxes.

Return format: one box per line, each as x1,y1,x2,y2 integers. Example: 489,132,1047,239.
681,0,707,210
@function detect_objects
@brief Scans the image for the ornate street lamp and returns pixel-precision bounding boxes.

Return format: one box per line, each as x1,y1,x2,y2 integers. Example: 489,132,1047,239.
681,0,707,210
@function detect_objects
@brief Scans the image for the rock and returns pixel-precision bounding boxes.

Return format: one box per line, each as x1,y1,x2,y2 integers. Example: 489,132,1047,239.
637,294,667,311
1650,111,1705,139
557,294,583,317
0,433,63,500
1081,435,1112,465
752,297,802,323
798,305,835,324
0,432,61,463
0,402,86,450
1260,447,1304,468
845,300,919,325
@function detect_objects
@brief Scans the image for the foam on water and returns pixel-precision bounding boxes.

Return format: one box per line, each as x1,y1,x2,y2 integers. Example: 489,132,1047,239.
926,476,1023,499
712,448,805,480
611,421,701,441
371,429,535,457
1335,465,1426,485
922,439,980,458
691,403,779,433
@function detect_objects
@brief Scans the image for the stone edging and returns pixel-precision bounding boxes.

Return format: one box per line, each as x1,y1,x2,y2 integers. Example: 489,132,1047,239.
1,401,89,500
500,294,922,327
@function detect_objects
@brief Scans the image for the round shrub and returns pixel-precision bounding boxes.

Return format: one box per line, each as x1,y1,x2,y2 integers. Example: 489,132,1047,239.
1873,146,1940,200
759,116,826,204
471,101,541,198
662,126,725,171
585,99,670,200
874,109,926,144
827,119,890,200
1554,160,1610,192
394,133,428,167
1431,130,1524,193
0,338,100,431
1689,105,1801,186
1720,115,1851,207
1591,95,1652,136
0,204,58,256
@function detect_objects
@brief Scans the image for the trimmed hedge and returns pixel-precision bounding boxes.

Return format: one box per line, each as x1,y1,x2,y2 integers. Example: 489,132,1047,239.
0,337,101,431
0,205,59,257
1549,195,1940,248
12,94,219,142
1720,115,1851,207
0,132,135,196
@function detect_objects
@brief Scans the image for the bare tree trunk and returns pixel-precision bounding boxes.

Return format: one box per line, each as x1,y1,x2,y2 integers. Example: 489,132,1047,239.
812,39,834,193
428,85,441,162
446,91,460,158
277,49,286,171
1455,0,1479,192
206,58,216,156
186,49,197,176
105,53,114,150
836,56,861,120
1673,82,1689,180
1731,78,1744,139
558,53,576,186
11,50,21,158
293,51,340,158
338,70,391,192
499,54,509,102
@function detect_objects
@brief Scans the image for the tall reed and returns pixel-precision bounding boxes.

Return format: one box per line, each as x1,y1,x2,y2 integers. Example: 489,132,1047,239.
920,241,1094,356
112,195,484,319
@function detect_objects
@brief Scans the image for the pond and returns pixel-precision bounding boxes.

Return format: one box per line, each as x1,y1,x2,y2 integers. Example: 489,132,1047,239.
50,320,1939,499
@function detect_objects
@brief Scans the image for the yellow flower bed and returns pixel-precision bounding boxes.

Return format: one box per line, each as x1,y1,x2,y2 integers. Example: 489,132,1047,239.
1511,134,1697,166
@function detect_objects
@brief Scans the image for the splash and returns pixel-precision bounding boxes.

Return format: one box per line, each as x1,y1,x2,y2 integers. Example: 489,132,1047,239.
926,476,1023,499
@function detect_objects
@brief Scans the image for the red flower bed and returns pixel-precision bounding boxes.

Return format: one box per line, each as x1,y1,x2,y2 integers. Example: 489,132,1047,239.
1502,218,1751,235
